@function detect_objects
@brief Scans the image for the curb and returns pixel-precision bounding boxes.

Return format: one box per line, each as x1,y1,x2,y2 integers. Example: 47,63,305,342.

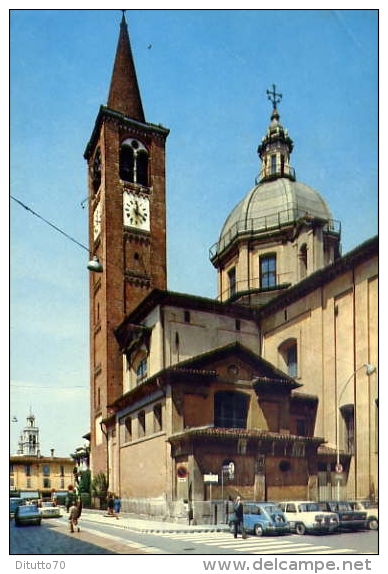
81,512,229,534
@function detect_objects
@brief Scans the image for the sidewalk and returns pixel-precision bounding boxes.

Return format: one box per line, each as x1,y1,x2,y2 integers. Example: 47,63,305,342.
79,508,230,534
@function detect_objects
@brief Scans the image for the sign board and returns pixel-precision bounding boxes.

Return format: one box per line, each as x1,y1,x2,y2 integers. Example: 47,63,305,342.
334,473,344,483
204,474,218,484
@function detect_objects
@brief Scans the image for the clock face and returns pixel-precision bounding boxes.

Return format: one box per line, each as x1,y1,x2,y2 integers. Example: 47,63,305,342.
123,192,150,231
93,202,101,239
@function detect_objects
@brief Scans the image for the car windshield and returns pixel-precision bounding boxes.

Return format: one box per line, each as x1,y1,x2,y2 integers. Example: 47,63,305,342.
264,505,282,514
318,501,350,511
361,501,377,509
42,502,54,507
18,505,39,515
244,505,261,515
337,502,352,510
298,503,320,512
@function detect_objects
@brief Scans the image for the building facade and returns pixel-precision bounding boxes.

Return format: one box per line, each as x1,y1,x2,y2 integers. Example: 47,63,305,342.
10,412,76,498
85,14,378,522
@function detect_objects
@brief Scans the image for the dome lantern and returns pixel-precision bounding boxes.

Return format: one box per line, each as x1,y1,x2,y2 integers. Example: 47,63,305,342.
257,84,295,183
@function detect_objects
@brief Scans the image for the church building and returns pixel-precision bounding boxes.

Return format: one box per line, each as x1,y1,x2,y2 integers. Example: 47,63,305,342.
84,13,378,522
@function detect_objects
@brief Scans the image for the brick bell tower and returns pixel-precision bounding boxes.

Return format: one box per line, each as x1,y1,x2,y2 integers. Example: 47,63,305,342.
84,12,169,476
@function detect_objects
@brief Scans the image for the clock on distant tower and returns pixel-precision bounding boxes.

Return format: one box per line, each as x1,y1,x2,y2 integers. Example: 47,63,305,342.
123,191,150,231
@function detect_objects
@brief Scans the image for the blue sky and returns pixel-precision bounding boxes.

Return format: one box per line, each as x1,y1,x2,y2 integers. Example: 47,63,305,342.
10,8,378,457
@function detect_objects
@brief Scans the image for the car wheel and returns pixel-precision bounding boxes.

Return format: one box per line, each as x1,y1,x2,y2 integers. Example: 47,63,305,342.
295,522,306,535
254,524,264,536
368,518,378,530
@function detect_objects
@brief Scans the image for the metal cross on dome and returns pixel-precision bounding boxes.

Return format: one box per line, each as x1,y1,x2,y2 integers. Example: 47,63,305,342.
266,84,282,109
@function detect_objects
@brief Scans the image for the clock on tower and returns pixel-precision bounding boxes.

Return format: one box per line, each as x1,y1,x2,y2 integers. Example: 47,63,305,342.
123,191,150,231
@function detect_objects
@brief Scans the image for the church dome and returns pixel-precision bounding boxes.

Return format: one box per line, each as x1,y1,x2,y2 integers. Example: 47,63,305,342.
217,178,333,256
210,85,338,262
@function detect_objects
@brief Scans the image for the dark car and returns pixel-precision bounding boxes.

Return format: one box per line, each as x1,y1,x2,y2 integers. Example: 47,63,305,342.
317,501,367,531
229,502,290,537
14,504,42,527
10,497,25,519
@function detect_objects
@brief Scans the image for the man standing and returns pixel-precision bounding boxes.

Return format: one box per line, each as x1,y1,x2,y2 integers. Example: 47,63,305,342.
233,496,244,538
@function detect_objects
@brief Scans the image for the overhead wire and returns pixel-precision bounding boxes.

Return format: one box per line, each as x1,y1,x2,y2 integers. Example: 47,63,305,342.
11,195,91,255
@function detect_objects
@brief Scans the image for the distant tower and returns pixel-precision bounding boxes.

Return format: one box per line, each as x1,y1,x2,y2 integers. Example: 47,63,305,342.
17,409,40,456
84,12,169,475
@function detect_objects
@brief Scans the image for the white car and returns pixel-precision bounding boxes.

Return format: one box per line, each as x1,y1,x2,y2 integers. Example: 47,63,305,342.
278,501,339,535
39,501,62,518
349,500,378,530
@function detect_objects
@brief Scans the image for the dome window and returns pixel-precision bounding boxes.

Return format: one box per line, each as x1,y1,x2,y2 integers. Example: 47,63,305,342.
299,243,308,279
260,254,276,289
228,267,236,297
270,155,277,175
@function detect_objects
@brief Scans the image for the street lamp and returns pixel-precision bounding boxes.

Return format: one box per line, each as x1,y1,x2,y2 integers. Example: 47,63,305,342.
335,363,376,501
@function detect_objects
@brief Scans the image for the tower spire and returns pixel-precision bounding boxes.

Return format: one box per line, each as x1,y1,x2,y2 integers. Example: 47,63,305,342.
107,11,145,121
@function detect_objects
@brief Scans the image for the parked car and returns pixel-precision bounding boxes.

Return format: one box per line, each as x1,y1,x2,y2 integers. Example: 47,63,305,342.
229,502,290,537
349,500,378,530
317,501,367,531
14,504,42,527
278,501,339,535
39,501,62,518
10,497,25,519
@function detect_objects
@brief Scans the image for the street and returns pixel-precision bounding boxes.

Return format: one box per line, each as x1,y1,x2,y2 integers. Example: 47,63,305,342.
10,514,378,556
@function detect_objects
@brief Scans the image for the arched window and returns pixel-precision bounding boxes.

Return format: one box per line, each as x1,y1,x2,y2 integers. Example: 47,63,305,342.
279,338,298,378
340,404,354,455
138,410,146,437
92,148,102,193
214,391,249,428
228,267,236,297
136,149,149,186
119,144,135,182
136,356,148,385
299,243,307,279
153,403,163,432
119,138,149,185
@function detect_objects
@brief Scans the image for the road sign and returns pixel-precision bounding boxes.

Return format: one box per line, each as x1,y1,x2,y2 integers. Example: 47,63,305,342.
204,474,218,483
335,463,343,473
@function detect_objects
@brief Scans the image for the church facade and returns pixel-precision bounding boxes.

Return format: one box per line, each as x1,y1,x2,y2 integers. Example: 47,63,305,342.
85,14,378,522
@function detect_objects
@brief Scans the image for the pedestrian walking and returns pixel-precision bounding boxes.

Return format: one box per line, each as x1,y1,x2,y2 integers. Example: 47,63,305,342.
232,496,246,538
68,500,81,533
65,486,76,513
106,493,115,516
113,495,121,517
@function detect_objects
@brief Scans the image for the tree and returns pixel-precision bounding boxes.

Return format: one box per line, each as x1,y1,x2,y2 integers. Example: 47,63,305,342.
91,471,108,508
78,469,91,494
